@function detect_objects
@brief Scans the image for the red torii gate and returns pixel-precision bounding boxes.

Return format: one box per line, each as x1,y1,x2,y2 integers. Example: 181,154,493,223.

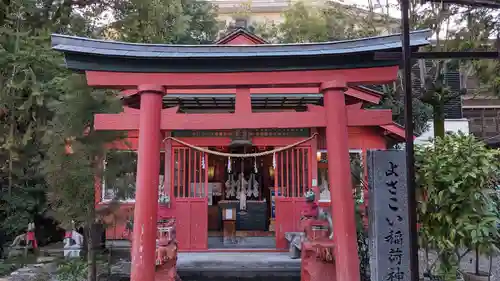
52,29,431,281
96,77,375,281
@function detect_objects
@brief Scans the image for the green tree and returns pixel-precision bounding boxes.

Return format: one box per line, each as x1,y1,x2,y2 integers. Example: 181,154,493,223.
42,74,125,281
415,133,500,280
406,3,499,139
260,1,381,44
0,0,114,240
369,82,433,136
266,1,498,138
0,0,118,277
410,1,461,138
1,0,222,279
375,0,464,139
453,8,500,96
0,0,219,279
0,1,66,239
278,1,334,43
108,0,220,44
253,0,432,136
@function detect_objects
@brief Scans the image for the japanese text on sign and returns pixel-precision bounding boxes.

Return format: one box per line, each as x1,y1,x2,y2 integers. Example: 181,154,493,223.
367,150,411,281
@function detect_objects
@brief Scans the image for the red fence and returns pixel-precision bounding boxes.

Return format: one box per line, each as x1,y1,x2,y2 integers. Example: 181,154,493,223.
172,147,208,250
274,146,311,249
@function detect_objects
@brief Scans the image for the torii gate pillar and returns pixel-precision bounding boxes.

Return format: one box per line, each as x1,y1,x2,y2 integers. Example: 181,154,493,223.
130,85,164,281
322,81,360,281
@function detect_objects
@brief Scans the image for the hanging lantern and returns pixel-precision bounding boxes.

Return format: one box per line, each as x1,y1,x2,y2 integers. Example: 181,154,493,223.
268,166,275,178
208,166,215,180
201,153,206,169
316,151,322,162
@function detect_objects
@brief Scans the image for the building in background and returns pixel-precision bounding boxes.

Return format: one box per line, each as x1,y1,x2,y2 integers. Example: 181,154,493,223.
212,0,301,25
210,0,400,35
462,74,500,147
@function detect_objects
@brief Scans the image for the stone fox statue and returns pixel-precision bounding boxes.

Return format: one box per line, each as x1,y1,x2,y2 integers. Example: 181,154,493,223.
302,190,334,240
9,222,37,258
61,220,84,258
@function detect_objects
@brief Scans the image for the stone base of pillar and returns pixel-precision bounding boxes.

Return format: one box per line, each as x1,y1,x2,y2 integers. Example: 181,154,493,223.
154,244,181,281
300,200,337,281
301,240,336,281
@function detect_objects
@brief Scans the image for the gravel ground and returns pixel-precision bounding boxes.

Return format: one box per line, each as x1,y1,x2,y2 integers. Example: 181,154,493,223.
5,263,55,281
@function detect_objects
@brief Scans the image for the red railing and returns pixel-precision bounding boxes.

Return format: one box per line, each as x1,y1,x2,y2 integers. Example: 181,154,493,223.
275,147,311,197
172,147,207,199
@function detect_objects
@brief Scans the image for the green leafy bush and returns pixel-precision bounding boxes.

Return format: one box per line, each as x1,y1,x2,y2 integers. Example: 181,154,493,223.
0,262,20,277
57,257,107,281
57,259,88,281
416,133,500,280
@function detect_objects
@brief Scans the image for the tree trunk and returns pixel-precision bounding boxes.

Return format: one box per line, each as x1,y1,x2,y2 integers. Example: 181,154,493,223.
433,102,445,139
475,245,480,275
87,218,97,281
8,121,14,197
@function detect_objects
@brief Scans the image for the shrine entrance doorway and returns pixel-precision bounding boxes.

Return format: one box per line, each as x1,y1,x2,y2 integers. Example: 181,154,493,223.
167,131,316,251
171,146,208,250
274,146,312,249
207,146,276,249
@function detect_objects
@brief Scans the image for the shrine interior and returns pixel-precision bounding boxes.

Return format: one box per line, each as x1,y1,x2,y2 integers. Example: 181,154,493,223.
207,146,276,249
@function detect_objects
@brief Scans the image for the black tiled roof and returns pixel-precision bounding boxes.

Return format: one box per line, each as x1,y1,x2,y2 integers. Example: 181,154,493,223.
52,30,431,59
51,30,431,73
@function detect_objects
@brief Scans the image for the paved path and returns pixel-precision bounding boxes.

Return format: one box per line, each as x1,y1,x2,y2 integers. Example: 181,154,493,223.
3,249,498,280
178,252,300,271
111,252,300,278
5,261,57,281
418,250,500,281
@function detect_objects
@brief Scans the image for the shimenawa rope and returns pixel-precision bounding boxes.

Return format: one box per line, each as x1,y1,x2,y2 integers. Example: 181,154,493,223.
162,133,318,158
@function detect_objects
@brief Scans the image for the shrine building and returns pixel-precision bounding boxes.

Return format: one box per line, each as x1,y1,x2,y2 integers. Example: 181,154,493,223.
52,28,430,281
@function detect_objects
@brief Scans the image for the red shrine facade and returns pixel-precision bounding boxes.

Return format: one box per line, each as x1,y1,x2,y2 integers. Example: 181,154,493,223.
52,28,430,281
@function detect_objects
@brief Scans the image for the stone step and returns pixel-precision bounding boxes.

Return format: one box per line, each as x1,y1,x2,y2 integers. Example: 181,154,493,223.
111,252,301,278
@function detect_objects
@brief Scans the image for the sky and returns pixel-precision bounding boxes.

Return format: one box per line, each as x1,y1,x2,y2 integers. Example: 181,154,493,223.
333,0,499,39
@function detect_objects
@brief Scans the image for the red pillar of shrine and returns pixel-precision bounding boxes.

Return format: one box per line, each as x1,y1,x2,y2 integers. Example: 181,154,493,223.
321,81,360,281
130,85,164,281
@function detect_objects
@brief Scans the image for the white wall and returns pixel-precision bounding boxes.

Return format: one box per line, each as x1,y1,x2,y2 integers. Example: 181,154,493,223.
415,119,470,145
